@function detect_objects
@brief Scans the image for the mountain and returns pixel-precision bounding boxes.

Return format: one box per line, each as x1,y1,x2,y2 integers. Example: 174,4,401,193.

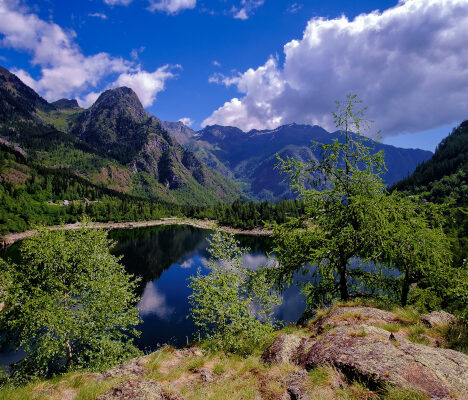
0,66,242,205
393,120,468,205
159,120,196,145
164,123,433,200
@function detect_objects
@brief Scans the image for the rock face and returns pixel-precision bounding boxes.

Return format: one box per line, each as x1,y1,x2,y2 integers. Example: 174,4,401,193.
421,311,458,328
263,307,468,399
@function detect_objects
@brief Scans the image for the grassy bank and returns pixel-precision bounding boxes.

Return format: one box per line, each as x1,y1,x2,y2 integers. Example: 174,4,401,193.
2,300,466,400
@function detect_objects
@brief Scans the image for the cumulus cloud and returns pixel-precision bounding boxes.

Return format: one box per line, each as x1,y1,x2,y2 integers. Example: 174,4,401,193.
213,60,221,67
204,0,468,136
232,0,265,20
0,0,176,107
178,117,194,127
115,65,178,106
147,0,196,14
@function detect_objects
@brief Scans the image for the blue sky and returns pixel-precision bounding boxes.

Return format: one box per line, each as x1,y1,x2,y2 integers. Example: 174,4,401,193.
1,0,467,151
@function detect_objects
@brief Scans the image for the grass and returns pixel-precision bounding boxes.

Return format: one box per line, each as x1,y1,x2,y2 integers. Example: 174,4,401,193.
382,385,430,400
348,328,368,338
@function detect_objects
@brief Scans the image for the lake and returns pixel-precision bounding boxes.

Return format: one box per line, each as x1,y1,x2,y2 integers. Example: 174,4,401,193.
0,225,306,366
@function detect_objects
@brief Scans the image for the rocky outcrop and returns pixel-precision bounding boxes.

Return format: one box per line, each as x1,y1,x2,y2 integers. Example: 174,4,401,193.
421,311,458,328
96,379,167,400
263,307,468,399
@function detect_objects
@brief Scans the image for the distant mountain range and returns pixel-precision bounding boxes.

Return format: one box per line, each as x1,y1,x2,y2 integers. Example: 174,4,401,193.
0,65,433,203
162,122,433,200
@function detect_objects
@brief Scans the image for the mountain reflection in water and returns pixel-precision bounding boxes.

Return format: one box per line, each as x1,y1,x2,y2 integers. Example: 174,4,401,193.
108,225,306,352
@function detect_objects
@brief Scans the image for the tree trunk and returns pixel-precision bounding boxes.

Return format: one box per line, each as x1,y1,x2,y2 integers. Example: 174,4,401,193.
339,266,349,301
65,341,73,368
401,271,410,307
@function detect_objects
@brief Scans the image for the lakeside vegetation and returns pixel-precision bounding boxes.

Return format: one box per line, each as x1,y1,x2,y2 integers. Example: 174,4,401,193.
0,96,467,399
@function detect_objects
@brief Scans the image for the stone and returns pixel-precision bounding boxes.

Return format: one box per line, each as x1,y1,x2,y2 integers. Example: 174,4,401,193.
310,306,399,335
421,311,457,328
96,379,166,400
263,325,468,399
262,334,303,364
197,367,214,383
102,357,147,379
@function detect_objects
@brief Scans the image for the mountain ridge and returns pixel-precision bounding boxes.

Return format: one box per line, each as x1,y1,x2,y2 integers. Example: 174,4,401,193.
162,121,433,200
0,66,242,205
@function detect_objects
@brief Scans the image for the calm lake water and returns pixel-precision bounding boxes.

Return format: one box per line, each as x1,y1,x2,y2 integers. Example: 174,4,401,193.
0,225,306,366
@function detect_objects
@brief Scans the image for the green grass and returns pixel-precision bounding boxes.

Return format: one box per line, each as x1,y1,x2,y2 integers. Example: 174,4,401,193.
382,385,430,400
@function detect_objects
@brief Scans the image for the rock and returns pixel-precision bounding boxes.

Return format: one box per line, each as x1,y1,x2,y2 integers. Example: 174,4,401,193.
421,311,457,328
310,306,398,335
197,367,214,382
262,334,303,364
263,326,468,399
283,370,309,400
96,379,166,400
102,357,147,379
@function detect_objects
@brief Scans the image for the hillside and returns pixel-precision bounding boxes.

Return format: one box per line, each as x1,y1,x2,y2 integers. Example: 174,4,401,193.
164,123,433,201
393,120,468,205
0,66,242,206
1,305,466,399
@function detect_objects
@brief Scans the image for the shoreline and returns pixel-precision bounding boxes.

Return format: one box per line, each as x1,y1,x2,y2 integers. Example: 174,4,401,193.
1,218,272,247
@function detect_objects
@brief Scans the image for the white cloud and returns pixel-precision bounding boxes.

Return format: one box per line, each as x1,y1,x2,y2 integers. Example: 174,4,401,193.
115,66,178,107
103,0,132,5
204,0,468,137
178,117,194,127
138,282,173,318
213,60,221,67
147,0,196,14
0,0,176,107
287,2,302,14
232,0,265,20
88,12,108,19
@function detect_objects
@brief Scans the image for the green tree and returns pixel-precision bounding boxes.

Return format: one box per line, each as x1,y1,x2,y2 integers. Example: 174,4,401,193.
0,221,141,379
188,232,281,355
274,95,452,309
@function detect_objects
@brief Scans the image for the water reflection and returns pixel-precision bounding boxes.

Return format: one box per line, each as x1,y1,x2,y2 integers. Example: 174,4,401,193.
107,225,305,352
0,226,306,363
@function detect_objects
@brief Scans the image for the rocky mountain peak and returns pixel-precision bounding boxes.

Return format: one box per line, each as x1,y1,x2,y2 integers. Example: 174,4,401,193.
90,87,148,121
51,98,81,110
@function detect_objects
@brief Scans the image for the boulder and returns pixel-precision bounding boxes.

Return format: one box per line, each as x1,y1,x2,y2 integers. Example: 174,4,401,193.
310,306,398,335
421,311,457,328
262,334,303,364
102,356,147,379
264,324,468,399
96,379,166,400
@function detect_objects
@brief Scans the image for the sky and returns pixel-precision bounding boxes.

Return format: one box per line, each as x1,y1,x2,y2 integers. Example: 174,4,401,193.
1,0,468,152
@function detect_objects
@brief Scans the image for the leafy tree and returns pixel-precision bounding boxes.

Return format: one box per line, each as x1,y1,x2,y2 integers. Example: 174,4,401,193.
0,221,141,379
273,95,452,310
188,232,281,355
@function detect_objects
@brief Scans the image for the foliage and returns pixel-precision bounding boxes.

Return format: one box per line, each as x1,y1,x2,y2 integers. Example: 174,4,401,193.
273,95,453,311
188,232,281,355
393,120,468,206
0,221,142,379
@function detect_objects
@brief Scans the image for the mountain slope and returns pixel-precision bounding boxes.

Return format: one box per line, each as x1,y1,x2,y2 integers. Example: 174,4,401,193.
164,123,433,201
393,120,468,205
0,66,242,206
